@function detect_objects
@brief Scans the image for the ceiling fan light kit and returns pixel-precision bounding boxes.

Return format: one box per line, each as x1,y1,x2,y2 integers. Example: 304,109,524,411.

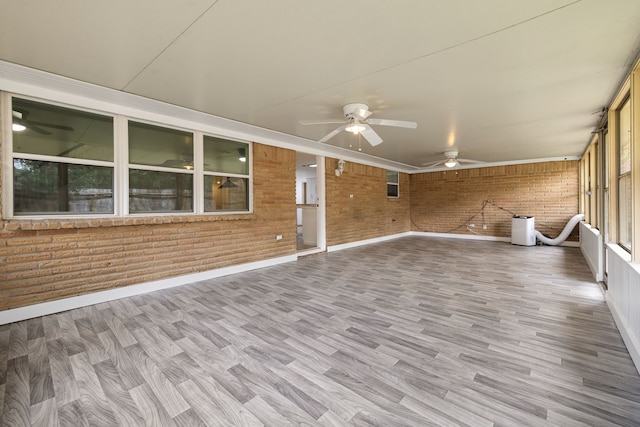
444,158,458,168
12,108,74,135
423,149,484,169
345,120,366,134
303,103,417,147
12,110,26,131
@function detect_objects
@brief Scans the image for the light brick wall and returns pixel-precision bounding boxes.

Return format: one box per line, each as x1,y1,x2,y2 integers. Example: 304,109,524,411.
410,161,580,240
325,158,411,247
0,143,297,311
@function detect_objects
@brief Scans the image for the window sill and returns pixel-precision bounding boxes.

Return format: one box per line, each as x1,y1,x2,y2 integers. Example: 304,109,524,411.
2,213,255,232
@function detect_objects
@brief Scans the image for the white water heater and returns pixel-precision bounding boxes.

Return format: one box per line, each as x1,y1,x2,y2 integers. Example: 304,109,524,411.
511,216,536,246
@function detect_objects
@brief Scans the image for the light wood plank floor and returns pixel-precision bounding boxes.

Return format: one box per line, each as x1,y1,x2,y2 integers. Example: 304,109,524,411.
1,237,639,426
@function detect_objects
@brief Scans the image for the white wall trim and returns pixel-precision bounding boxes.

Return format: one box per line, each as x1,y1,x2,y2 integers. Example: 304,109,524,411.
411,231,511,242
415,156,580,173
0,61,417,173
579,222,604,281
327,232,412,252
412,231,580,246
0,228,584,324
327,231,580,253
0,254,297,325
606,292,640,375
0,61,583,175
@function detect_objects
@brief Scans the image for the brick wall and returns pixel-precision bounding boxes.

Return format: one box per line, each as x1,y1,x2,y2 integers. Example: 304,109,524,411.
325,158,411,247
1,149,580,312
410,161,580,240
0,143,297,311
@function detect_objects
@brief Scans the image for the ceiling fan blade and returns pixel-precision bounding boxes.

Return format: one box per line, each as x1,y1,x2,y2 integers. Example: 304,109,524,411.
299,119,346,126
27,124,52,135
351,108,372,121
318,125,347,143
457,158,484,164
29,121,74,132
360,125,383,146
422,160,446,168
367,118,417,129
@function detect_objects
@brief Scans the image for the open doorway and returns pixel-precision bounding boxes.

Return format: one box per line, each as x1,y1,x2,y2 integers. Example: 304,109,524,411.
296,152,324,253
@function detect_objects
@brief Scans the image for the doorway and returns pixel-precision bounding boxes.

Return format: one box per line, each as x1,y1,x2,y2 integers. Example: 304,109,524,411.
295,152,325,253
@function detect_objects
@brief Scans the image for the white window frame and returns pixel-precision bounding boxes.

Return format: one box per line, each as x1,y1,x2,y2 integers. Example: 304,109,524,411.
127,118,196,215
617,96,632,252
201,134,252,214
2,92,253,219
4,93,117,219
387,170,399,198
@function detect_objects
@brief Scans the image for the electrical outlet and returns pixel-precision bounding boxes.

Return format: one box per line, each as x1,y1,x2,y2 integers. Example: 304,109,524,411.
468,224,475,228
276,234,283,240
482,224,487,230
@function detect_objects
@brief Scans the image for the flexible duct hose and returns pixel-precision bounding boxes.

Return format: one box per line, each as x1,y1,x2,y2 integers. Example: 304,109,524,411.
534,214,584,246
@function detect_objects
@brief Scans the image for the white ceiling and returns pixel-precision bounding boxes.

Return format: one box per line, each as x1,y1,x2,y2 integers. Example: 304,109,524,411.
1,1,639,169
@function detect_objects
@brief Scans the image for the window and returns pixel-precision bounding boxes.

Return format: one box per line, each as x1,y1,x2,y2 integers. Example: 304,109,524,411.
7,96,252,218
618,97,631,251
128,121,194,213
602,130,609,279
387,170,399,198
11,98,114,215
203,136,250,212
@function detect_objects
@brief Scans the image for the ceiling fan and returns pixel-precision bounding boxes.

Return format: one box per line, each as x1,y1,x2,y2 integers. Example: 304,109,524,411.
301,103,417,146
12,110,74,135
422,150,484,169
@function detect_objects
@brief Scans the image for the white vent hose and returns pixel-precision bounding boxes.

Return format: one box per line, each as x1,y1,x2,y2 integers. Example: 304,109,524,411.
535,214,584,246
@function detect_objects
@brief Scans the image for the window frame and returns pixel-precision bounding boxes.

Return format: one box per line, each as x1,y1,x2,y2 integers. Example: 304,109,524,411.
202,134,252,213
6,94,117,218
2,93,253,220
387,170,399,198
127,119,196,215
617,95,632,252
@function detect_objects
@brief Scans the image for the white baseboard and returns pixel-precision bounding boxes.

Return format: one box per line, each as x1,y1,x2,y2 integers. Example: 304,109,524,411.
328,231,579,253
606,292,640,375
410,231,511,242
0,230,582,325
413,231,580,247
559,241,581,247
580,246,604,281
0,254,297,325
327,232,412,252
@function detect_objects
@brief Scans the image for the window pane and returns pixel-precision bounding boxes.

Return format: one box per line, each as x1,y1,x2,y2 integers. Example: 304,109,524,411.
387,184,399,198
14,159,113,214
204,176,249,212
619,98,631,174
387,170,399,184
129,170,193,213
618,174,632,250
12,98,113,162
604,190,609,243
203,136,249,174
129,121,193,169
603,131,609,189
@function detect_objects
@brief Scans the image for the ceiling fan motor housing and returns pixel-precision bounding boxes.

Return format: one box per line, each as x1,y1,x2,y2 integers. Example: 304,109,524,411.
343,103,369,119
444,150,458,159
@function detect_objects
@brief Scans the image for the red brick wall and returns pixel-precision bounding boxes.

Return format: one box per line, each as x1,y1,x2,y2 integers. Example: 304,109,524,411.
410,161,580,240
0,143,297,311
325,158,411,247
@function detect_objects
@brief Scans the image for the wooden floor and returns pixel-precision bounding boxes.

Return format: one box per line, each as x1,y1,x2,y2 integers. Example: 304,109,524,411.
1,236,639,426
